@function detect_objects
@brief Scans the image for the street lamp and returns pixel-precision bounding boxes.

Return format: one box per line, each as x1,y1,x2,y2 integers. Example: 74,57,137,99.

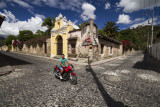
0,14,5,27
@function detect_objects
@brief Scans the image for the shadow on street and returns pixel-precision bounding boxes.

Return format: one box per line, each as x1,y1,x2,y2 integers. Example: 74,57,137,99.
86,57,128,107
132,53,160,73
0,52,32,68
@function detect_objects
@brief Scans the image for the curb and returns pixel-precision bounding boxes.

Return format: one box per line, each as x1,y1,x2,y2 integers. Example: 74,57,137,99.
11,51,124,66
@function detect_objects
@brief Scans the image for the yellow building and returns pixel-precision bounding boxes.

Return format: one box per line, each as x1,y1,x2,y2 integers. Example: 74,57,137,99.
50,13,77,58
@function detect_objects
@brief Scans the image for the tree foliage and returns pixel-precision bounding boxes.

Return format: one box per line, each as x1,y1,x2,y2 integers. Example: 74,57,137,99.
36,30,45,36
103,21,120,39
118,25,160,50
5,35,16,45
0,40,5,47
24,35,50,48
7,44,11,50
17,30,33,41
0,37,5,47
118,29,140,50
41,17,55,36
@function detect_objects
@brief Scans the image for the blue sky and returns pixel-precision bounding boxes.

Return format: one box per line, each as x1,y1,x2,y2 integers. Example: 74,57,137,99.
0,0,160,37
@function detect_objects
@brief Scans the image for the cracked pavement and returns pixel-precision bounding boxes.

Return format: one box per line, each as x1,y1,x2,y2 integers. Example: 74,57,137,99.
0,51,160,107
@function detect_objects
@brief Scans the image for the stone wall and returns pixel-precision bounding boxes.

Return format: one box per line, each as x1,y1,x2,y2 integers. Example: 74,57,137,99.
46,38,51,57
99,39,123,59
148,42,160,61
13,38,51,57
124,48,138,55
1,45,8,51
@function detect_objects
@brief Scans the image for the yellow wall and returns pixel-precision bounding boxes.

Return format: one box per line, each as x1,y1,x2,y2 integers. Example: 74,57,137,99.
51,16,74,58
54,19,63,30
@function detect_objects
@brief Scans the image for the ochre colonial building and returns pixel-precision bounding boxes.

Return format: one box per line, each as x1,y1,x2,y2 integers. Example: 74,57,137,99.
51,14,75,58
50,14,123,62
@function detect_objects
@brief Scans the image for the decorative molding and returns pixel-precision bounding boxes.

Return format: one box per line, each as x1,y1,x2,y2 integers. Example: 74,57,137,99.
52,31,67,36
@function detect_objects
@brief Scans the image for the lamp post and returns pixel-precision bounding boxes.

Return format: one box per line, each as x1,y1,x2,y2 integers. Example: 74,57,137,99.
0,14,5,27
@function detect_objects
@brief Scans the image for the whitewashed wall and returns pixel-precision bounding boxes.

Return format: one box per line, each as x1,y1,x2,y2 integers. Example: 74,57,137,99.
148,42,160,61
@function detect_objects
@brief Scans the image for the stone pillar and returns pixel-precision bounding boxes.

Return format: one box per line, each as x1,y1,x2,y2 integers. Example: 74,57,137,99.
88,46,93,63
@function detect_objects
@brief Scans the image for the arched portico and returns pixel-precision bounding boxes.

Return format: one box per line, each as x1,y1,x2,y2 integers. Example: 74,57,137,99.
51,34,68,58
56,35,63,55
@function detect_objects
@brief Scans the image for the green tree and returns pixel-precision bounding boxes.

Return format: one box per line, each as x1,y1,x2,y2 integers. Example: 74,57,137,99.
103,21,120,39
41,17,55,36
78,21,89,29
5,35,16,45
36,30,45,36
17,30,33,41
0,40,5,47
119,29,145,50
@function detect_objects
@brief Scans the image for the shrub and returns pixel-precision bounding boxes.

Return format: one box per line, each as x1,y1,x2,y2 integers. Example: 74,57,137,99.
7,44,11,50
17,41,24,50
25,35,50,48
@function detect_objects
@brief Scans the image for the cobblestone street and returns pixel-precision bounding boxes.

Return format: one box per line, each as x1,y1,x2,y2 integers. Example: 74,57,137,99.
0,51,160,107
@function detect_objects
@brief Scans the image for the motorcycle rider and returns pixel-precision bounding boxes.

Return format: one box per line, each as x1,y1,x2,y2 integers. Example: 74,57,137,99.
59,54,71,80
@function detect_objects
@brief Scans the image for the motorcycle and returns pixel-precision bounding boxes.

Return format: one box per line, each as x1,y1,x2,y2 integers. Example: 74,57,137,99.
53,64,77,85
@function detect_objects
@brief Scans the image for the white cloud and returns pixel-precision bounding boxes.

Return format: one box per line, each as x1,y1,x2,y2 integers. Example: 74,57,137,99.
0,1,7,8
43,0,58,7
116,0,160,13
73,20,79,29
31,0,43,6
81,3,96,21
0,10,18,23
12,0,33,8
130,17,158,28
105,2,111,9
32,0,84,12
73,20,78,24
117,14,131,24
73,24,79,29
35,14,46,19
134,18,145,22
0,0,85,13
0,10,47,37
0,0,34,14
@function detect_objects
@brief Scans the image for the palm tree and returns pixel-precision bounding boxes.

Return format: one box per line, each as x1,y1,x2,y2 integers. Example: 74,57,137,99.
103,21,120,39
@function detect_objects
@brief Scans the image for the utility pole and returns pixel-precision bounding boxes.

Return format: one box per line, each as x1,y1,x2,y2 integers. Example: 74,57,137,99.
147,32,149,49
151,7,154,46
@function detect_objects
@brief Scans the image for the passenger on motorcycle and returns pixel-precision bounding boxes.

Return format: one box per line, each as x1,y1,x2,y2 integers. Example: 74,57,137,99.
59,54,71,80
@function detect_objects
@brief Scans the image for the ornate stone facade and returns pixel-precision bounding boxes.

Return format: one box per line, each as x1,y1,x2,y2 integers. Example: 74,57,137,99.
68,19,123,62
50,13,78,58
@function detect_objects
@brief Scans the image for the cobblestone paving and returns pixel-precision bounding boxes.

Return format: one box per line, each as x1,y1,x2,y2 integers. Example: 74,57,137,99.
0,51,160,107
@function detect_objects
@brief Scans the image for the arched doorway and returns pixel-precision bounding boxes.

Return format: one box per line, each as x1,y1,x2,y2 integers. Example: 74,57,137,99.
57,36,63,55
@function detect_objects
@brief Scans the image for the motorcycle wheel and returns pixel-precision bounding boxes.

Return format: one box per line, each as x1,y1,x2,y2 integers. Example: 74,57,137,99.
69,75,77,85
62,73,70,81
54,70,59,79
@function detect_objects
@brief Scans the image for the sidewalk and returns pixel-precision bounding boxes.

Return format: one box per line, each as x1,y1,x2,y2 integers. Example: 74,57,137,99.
11,51,124,66
0,54,13,76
